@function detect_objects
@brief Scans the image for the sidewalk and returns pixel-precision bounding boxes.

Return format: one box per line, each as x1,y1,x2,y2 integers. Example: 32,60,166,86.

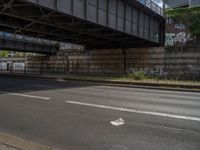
0,132,54,150
0,73,200,92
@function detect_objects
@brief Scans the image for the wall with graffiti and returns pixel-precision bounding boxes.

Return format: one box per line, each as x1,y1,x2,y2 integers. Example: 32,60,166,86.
165,18,193,46
162,18,200,80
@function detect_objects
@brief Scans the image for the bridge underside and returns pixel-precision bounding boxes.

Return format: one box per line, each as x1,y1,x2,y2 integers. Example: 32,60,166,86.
0,0,165,51
0,37,58,54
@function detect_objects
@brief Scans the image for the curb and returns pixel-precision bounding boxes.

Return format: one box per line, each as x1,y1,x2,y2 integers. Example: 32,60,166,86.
0,132,55,150
0,73,200,92
63,78,200,93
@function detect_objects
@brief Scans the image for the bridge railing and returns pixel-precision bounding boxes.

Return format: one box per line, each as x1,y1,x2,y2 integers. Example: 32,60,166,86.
0,32,72,50
137,0,164,16
0,32,58,46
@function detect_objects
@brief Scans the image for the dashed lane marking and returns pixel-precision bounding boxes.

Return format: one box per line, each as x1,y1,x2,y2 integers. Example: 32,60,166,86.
9,93,51,100
0,91,51,100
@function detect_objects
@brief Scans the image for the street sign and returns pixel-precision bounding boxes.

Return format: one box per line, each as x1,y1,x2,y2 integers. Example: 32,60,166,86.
0,63,7,71
13,63,25,71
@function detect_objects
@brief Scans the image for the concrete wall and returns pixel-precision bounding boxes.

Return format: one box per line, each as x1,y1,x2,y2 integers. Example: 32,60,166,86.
1,46,200,80
0,58,26,73
163,15,200,80
164,46,200,79
67,48,165,75
165,18,192,47
23,48,165,75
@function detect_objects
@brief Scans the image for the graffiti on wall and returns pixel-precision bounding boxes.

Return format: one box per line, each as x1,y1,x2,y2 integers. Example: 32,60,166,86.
165,33,175,46
165,32,192,46
165,18,194,46
129,66,167,77
174,23,186,30
13,63,25,71
166,18,186,29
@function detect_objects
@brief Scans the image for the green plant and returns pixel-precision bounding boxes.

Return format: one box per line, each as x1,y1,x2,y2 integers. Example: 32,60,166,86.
166,6,200,38
127,71,146,80
0,50,9,57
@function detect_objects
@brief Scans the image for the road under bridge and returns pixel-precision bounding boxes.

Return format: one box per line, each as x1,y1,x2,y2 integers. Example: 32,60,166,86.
0,0,165,53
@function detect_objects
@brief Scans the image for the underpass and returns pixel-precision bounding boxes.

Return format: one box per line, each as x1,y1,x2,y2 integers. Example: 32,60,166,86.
2,1,198,150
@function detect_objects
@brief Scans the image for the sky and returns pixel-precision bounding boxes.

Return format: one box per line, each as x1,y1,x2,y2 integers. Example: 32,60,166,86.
152,0,163,7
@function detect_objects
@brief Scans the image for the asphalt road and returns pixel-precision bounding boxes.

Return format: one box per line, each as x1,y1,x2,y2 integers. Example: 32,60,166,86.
0,77,200,150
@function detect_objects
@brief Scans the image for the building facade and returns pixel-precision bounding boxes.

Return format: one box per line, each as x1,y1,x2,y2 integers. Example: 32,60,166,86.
191,0,200,6
164,0,200,8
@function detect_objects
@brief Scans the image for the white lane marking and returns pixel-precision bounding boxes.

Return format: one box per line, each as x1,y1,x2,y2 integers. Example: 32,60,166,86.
8,93,51,100
110,118,125,126
66,101,200,122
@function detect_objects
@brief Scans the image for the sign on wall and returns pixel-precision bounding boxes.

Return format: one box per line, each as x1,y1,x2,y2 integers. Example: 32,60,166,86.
0,63,8,71
13,63,25,71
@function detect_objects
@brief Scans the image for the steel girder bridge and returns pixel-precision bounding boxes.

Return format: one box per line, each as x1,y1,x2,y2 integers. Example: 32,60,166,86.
0,0,165,53
0,32,59,54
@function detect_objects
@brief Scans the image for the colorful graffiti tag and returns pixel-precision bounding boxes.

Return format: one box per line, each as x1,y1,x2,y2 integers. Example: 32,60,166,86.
165,18,193,46
165,32,192,46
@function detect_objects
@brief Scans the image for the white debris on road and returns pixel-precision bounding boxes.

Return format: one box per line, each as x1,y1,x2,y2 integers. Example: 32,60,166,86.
110,118,125,126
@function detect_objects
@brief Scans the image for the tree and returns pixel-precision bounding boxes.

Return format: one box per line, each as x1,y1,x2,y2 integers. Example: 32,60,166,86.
166,6,200,38
0,50,9,58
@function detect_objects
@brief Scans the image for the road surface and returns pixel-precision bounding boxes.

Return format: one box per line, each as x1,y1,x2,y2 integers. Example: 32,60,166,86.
0,77,200,150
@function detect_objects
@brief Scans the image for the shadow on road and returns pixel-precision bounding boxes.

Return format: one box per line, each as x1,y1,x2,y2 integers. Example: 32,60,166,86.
0,76,97,94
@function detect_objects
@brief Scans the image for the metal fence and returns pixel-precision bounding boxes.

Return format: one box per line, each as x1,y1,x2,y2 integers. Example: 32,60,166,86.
138,0,164,16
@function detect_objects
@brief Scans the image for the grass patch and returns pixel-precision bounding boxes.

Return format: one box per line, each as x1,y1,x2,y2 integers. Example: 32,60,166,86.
127,71,146,80
64,74,200,88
